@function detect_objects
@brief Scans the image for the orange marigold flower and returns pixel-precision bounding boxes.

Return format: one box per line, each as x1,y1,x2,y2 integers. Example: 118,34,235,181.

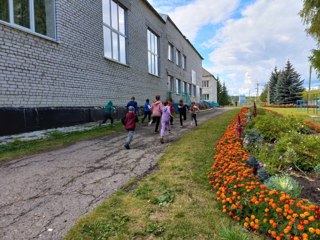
309,228,315,233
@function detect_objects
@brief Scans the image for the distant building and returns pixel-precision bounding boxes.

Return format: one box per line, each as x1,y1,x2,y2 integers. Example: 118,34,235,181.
201,68,218,103
239,95,246,105
0,0,203,135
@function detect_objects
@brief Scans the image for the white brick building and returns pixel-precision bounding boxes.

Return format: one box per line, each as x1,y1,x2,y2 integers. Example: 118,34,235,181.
0,0,203,135
201,68,217,103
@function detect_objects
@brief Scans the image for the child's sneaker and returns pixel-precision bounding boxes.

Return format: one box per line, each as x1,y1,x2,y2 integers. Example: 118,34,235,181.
160,138,164,144
124,144,130,149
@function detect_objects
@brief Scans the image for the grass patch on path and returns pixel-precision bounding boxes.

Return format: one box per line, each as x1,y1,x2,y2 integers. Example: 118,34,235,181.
65,109,262,240
0,124,122,161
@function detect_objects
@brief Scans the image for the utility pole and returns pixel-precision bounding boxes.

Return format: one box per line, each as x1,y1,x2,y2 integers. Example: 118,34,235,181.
307,65,312,104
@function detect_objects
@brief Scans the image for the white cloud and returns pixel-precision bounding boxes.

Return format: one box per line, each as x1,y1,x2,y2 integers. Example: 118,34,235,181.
205,0,317,95
151,0,240,42
149,0,317,96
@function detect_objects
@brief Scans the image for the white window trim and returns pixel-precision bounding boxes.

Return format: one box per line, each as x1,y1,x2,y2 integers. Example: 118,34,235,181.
168,43,174,62
182,55,186,70
175,49,181,66
0,0,57,41
147,29,159,76
103,0,127,64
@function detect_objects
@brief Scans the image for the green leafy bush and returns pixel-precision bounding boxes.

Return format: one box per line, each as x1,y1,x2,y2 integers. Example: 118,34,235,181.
249,129,320,173
246,113,308,142
264,174,303,198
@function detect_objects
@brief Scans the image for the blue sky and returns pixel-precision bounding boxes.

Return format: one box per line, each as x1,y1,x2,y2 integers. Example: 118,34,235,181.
148,0,318,96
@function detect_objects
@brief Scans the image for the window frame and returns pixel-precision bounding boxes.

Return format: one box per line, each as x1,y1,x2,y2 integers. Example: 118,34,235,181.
103,0,127,64
168,43,174,62
0,0,57,40
175,49,181,67
168,75,175,92
176,78,181,94
147,28,160,76
202,81,209,88
182,55,186,70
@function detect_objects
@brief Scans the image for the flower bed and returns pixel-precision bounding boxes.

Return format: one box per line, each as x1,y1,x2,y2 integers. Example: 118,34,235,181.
208,108,320,240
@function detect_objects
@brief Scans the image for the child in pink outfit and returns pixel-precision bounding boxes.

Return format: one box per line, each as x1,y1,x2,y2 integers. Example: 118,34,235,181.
160,101,172,143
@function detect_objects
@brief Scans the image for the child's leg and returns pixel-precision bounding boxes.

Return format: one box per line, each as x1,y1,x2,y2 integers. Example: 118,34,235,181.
155,117,160,132
141,112,146,123
167,121,171,132
160,121,165,138
194,114,197,126
125,130,134,145
179,114,183,126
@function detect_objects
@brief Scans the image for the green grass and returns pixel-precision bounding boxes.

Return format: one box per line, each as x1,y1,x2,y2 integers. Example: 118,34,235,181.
65,109,263,240
0,123,122,161
263,107,320,119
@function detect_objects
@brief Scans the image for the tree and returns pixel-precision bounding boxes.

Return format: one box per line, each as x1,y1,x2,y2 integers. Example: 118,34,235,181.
216,77,223,104
300,1,320,77
275,61,305,104
219,82,230,106
260,84,268,102
269,67,280,104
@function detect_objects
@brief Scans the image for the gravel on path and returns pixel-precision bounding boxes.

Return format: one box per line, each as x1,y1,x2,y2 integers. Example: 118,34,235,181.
0,108,230,240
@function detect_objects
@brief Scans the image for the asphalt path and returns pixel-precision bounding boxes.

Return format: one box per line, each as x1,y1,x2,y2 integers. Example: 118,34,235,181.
0,108,230,240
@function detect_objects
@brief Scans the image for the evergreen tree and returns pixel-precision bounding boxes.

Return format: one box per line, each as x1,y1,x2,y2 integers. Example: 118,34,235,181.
300,1,320,77
220,82,230,106
269,67,280,104
216,77,223,104
275,61,304,104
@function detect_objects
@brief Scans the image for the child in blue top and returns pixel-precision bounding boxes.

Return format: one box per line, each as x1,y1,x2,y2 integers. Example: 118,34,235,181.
141,99,151,123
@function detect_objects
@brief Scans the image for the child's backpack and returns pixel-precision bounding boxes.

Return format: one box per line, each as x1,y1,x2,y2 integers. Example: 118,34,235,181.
121,116,127,125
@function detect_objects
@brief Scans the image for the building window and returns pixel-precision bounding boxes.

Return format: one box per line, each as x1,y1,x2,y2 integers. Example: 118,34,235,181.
188,83,192,96
183,82,187,93
168,75,175,92
203,94,209,100
176,79,181,94
103,0,127,64
175,49,181,66
147,29,159,76
192,70,196,84
0,0,56,39
193,85,196,97
202,81,209,87
168,43,174,61
182,55,186,69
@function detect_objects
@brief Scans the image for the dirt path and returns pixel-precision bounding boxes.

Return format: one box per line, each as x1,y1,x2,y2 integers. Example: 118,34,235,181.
0,108,230,240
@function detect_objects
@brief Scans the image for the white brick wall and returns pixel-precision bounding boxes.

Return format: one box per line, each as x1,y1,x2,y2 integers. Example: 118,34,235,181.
0,0,203,108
